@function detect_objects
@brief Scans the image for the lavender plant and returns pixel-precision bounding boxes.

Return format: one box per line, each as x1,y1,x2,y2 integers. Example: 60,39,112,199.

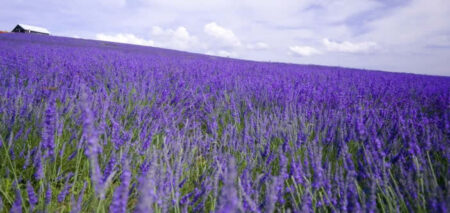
0,33,448,212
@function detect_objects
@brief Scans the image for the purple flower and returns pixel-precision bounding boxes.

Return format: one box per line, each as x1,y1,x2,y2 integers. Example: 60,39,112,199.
110,162,131,213
217,158,241,213
103,156,116,182
346,181,361,213
58,181,72,203
301,190,312,213
42,96,56,158
71,181,87,213
80,87,103,197
45,184,52,205
11,189,22,213
366,181,377,213
179,191,194,205
26,182,38,208
68,150,78,161
265,175,283,212
34,156,44,180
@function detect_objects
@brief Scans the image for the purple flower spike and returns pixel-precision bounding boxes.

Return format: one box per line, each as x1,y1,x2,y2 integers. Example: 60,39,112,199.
217,158,241,213
80,86,104,197
26,182,38,209
110,161,131,213
42,96,56,158
58,178,72,203
34,156,44,180
45,184,52,205
11,189,22,213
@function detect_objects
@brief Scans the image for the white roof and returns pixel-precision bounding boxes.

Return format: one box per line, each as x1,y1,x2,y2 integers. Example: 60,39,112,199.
17,24,50,34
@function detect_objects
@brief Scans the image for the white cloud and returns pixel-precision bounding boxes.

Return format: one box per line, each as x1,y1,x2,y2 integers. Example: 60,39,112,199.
204,22,241,47
364,0,450,46
150,26,203,50
289,46,321,57
98,0,127,8
217,50,238,57
206,50,238,58
96,33,155,46
7,0,448,75
322,38,378,53
151,26,164,35
425,34,450,48
246,42,269,50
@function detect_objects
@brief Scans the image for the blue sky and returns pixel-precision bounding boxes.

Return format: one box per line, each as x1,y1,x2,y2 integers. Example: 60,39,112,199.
1,0,449,76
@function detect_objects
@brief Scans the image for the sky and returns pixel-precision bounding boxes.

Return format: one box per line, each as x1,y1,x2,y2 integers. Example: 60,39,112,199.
1,0,449,76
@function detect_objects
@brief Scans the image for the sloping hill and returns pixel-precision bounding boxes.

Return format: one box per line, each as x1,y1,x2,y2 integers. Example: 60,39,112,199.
0,33,449,212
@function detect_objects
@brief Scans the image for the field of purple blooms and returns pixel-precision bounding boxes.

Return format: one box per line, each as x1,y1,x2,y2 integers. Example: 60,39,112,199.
0,33,449,212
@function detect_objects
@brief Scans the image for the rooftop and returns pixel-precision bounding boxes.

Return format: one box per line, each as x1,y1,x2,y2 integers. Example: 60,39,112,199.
16,24,50,34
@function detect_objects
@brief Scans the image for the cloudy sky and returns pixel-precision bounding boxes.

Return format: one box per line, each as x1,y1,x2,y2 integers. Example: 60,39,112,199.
1,0,449,76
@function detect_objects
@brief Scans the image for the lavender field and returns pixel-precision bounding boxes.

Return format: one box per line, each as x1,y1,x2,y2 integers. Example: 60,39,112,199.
0,33,448,212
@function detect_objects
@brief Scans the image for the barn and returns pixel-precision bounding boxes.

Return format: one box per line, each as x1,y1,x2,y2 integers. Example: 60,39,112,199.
11,24,50,35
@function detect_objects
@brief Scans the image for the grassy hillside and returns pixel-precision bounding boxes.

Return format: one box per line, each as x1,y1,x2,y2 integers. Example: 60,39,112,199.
0,33,448,212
